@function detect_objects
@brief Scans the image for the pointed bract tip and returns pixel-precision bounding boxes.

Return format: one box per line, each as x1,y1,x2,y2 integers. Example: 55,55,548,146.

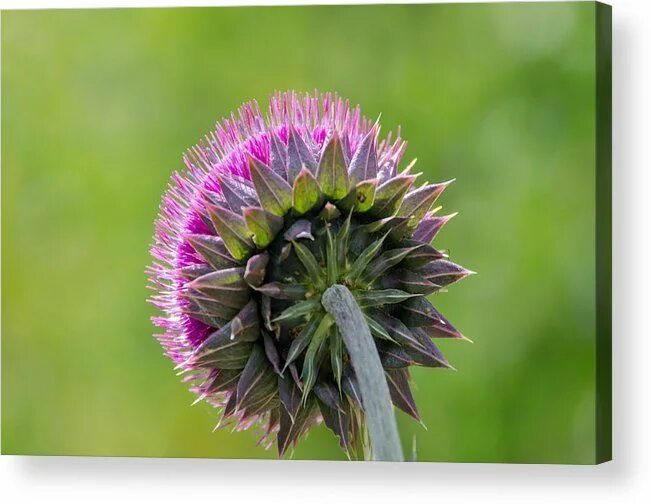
191,393,207,406
174,359,193,372
404,158,418,173
459,333,474,344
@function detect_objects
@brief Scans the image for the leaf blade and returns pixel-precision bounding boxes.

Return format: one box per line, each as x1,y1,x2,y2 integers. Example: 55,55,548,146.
317,133,349,200
249,157,293,216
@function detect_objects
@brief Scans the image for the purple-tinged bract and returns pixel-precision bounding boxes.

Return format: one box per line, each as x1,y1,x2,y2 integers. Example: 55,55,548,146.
148,90,472,457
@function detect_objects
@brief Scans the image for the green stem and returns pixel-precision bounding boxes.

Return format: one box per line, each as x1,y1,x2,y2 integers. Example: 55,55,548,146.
321,284,404,462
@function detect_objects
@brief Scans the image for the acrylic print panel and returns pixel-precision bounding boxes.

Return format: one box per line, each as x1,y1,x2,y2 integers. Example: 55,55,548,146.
1,2,611,463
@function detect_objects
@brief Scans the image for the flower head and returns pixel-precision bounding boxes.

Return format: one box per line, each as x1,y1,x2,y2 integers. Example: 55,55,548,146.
149,90,472,457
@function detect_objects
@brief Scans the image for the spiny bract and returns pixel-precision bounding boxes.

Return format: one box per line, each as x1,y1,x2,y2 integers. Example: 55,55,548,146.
149,90,472,457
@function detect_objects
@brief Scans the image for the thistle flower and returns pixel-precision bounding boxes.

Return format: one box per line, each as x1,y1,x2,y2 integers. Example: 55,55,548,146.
149,90,472,458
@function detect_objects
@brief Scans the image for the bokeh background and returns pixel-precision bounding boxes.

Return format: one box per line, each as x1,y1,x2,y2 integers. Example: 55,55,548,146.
2,3,598,463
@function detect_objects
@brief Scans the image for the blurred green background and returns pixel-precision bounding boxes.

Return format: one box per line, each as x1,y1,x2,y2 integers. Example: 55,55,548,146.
2,2,597,463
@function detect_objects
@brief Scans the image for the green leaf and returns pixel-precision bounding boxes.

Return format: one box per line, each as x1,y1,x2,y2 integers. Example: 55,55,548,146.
241,392,278,420
269,130,288,178
278,374,301,421
249,157,293,216
335,182,376,214
300,314,334,402
230,299,261,342
292,167,323,215
272,298,322,324
378,343,413,368
283,314,324,371
278,397,318,456
243,206,284,248
318,202,341,221
186,234,239,269
180,293,231,327
206,369,242,394
207,204,255,261
387,217,412,241
318,395,352,452
385,369,420,420
317,133,349,200
341,365,362,407
216,172,258,212
364,313,396,343
192,322,253,370
419,259,474,287
222,391,238,418
262,331,282,374
355,289,419,308
255,282,307,300
397,181,451,226
287,125,317,180
334,187,358,213
354,179,377,213
372,311,421,349
292,240,325,288
184,290,245,323
348,128,378,184
399,297,466,339
381,270,439,295
243,252,269,287
187,267,250,308
177,264,213,282
314,381,343,412
336,210,353,266
345,232,389,282
369,174,416,217
361,245,422,284
284,219,314,241
352,216,409,241
405,326,452,368
236,344,276,411
401,243,446,268
325,225,338,285
188,266,246,289
412,212,456,243
330,329,343,390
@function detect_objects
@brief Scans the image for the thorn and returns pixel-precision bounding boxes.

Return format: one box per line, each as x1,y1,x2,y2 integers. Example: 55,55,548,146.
403,158,418,173
459,333,474,344
191,393,207,406
175,364,193,376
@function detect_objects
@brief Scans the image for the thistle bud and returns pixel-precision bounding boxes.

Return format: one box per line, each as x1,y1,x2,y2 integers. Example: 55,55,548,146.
148,91,472,457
